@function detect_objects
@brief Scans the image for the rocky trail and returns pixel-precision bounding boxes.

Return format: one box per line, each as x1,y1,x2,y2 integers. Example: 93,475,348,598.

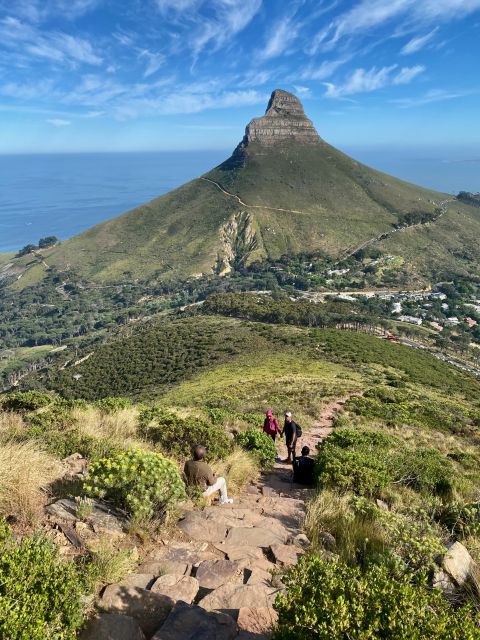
76,396,356,640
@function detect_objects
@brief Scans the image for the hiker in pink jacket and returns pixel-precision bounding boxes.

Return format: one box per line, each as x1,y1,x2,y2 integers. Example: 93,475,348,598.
263,409,281,441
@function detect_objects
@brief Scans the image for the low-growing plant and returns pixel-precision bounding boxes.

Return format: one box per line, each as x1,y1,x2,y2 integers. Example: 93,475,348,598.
139,407,232,461
273,555,480,639
235,428,277,470
1,390,55,413
83,537,137,589
0,519,85,639
394,448,454,496
95,397,133,414
83,448,186,522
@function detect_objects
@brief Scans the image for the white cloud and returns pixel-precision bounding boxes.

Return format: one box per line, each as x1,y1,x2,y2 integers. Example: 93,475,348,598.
139,50,165,78
312,0,480,51
392,88,474,107
47,118,71,126
293,85,311,97
0,0,100,22
401,28,438,54
297,58,348,81
325,65,397,97
259,16,299,60
393,64,426,84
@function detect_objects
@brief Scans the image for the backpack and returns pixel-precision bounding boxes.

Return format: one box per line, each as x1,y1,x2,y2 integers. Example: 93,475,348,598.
295,423,302,438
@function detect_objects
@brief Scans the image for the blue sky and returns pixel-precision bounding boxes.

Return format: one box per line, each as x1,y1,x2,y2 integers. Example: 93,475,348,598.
1,0,480,154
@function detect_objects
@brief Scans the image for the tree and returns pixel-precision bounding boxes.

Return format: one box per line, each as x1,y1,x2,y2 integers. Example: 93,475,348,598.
38,236,59,249
16,244,37,257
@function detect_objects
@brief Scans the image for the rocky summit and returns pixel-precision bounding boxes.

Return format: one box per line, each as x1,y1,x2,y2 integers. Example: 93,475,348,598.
240,89,322,147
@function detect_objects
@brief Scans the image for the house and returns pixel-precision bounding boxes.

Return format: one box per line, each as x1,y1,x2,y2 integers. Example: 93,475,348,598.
398,315,423,325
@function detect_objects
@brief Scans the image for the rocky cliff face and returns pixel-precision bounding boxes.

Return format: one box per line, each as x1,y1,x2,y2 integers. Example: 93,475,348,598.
240,89,322,147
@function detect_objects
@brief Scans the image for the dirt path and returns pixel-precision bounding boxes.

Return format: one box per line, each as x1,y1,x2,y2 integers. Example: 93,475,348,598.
200,176,306,215
87,394,360,639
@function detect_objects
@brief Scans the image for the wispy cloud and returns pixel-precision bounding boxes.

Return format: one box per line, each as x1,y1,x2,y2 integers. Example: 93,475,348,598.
325,64,424,97
0,0,100,22
393,65,426,84
401,28,438,54
46,118,71,126
297,58,348,81
259,16,299,60
312,0,480,52
392,88,474,107
139,50,165,78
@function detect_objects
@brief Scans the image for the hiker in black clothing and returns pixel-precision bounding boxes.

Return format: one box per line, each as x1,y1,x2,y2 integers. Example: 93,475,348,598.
293,446,315,485
282,411,300,464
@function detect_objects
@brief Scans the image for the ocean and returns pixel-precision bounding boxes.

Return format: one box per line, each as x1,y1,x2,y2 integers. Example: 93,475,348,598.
0,148,478,253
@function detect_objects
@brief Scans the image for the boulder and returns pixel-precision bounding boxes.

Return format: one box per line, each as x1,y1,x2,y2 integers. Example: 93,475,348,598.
150,574,199,604
46,498,126,534
245,568,271,586
195,559,241,590
177,511,228,543
226,526,287,549
215,544,264,563
270,543,302,568
432,568,456,595
443,542,476,586
63,452,88,479
292,533,310,549
198,583,278,615
137,560,191,577
237,607,278,639
99,584,174,636
151,601,237,640
80,613,145,640
317,531,336,551
121,573,156,590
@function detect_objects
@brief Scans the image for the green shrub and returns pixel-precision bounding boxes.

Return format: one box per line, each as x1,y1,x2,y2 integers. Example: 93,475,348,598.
95,397,133,414
0,519,85,640
1,391,55,412
235,428,277,470
139,407,232,461
436,500,480,538
394,448,454,496
83,449,186,522
316,430,396,497
274,555,480,639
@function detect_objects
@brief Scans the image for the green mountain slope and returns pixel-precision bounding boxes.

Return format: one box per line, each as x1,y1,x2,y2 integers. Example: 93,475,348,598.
5,89,480,288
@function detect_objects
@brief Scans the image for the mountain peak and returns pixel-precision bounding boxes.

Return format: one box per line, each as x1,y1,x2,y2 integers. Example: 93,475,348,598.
240,89,322,148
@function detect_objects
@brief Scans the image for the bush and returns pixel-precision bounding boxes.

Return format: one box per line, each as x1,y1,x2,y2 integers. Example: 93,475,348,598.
139,407,232,461
273,555,480,639
394,448,454,496
0,520,85,639
1,391,54,412
316,430,396,497
235,428,277,470
83,449,186,522
95,397,133,414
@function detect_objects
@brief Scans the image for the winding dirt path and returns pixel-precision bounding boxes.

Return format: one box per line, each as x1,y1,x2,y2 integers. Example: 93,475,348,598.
200,177,306,215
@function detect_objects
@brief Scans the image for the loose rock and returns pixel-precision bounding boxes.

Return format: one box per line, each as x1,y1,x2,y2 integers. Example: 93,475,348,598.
99,584,174,636
79,613,145,640
150,574,199,604
443,541,476,586
151,601,237,640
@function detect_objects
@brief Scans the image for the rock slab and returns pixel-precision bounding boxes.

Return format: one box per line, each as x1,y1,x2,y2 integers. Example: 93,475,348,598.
150,574,199,604
100,584,173,636
198,583,278,615
151,601,237,640
226,526,287,549
178,511,228,543
196,559,241,589
237,607,278,639
80,613,145,640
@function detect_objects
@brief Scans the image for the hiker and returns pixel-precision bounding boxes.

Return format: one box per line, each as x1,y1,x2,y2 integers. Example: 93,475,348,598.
263,409,281,441
184,445,233,505
292,446,315,485
282,411,301,463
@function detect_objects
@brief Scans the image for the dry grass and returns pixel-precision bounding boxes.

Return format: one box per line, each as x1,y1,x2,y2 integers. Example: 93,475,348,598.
86,536,138,588
72,406,139,440
214,448,260,496
0,411,25,440
0,440,63,525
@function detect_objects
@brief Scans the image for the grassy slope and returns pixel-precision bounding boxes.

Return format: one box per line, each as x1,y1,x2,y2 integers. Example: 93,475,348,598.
8,140,479,289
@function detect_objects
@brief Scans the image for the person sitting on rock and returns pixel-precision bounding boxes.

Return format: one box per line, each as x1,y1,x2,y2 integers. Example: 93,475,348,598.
184,444,233,505
292,446,315,486
263,409,281,441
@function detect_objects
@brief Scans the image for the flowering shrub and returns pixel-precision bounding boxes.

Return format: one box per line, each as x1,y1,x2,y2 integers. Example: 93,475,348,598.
83,449,186,521
235,428,276,470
